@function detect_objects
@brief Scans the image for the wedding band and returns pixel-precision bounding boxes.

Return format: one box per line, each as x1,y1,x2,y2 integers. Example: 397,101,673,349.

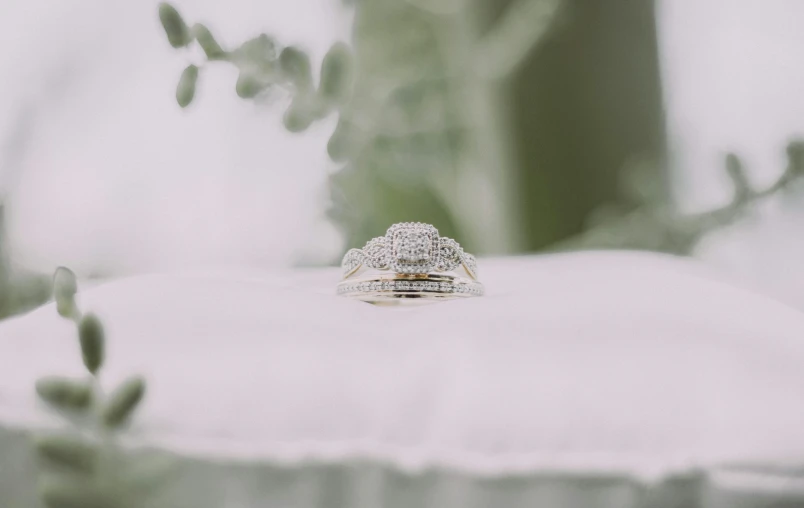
338,222,483,302
337,273,483,303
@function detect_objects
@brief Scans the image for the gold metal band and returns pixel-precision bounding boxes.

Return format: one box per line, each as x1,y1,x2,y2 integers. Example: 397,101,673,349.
342,261,478,282
336,272,484,305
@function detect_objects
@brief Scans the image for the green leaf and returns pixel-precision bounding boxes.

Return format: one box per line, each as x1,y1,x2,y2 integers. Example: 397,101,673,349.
158,2,191,49
103,376,146,428
38,475,108,508
176,64,199,108
192,23,225,59
279,46,312,90
56,299,77,320
53,267,78,319
283,98,317,133
35,377,93,411
327,119,356,163
235,70,266,99
318,42,353,105
35,434,98,473
77,314,105,375
53,267,77,301
238,34,277,67
54,298,80,321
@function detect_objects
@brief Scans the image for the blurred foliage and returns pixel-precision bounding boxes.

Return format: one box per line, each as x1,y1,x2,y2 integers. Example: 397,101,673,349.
30,267,169,508
159,0,565,254
158,2,354,128
325,0,471,248
0,105,52,321
501,0,668,250
156,0,804,262
0,0,799,323
155,0,677,258
560,141,804,254
331,0,672,254
0,203,50,320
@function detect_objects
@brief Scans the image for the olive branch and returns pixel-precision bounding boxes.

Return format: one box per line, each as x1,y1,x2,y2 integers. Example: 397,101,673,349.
564,141,804,254
158,3,354,134
32,267,170,508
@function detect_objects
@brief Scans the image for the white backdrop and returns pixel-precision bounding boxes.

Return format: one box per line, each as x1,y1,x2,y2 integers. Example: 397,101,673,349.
0,0,350,276
658,0,804,308
4,0,804,308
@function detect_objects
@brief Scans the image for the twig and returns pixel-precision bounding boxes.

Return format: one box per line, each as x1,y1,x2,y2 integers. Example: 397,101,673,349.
473,0,563,80
685,143,804,236
33,268,156,507
559,142,804,255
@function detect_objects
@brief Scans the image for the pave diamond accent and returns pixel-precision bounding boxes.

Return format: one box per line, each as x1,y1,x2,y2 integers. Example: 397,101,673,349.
436,237,463,272
461,252,478,279
341,249,364,277
363,237,389,269
337,277,484,297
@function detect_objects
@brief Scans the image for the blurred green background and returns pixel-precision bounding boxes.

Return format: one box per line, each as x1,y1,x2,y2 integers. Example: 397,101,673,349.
0,0,802,320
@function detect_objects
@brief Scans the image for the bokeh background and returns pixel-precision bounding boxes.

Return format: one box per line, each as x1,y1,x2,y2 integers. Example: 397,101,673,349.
1,0,804,319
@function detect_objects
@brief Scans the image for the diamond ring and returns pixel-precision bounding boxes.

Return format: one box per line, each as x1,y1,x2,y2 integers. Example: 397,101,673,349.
338,223,483,302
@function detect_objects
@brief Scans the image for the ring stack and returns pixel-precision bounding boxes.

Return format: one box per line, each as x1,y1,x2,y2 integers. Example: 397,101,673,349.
338,222,483,303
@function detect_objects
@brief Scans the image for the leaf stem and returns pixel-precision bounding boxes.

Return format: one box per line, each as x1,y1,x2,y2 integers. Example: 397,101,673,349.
473,0,563,80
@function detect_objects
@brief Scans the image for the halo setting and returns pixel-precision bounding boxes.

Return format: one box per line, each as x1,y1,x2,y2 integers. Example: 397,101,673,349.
339,222,482,302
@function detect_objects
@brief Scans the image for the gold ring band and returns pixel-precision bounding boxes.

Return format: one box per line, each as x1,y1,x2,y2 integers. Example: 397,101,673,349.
337,273,484,304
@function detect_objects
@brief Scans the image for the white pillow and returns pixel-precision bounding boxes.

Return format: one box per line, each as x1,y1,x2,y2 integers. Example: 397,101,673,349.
2,251,804,507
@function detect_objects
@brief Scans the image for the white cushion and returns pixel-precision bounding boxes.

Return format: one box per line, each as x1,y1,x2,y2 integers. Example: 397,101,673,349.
3,251,804,507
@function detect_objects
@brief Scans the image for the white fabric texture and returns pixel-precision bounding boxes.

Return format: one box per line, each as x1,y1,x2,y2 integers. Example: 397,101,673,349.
2,251,804,507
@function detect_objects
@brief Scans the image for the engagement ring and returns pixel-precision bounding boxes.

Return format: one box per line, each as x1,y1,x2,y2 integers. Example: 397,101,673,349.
338,222,483,303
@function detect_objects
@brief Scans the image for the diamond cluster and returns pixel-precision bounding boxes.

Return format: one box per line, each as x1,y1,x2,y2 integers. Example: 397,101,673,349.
387,222,439,274
340,222,479,280
337,279,484,296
